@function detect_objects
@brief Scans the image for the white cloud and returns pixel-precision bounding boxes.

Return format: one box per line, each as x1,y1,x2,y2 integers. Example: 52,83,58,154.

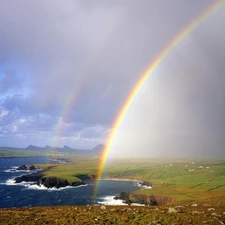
0,110,9,118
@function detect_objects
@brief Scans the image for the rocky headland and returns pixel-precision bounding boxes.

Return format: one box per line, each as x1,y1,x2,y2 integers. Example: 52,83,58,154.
114,191,174,206
13,164,93,189
113,181,173,206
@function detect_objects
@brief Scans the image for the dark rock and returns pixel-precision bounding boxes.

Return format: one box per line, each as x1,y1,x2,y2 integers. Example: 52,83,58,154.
114,192,132,205
14,171,87,189
14,172,43,183
37,177,85,189
114,191,173,206
17,164,39,170
137,180,151,187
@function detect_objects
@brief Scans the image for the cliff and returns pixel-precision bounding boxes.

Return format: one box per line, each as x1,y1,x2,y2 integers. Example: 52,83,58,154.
14,171,89,189
37,176,84,188
114,191,174,206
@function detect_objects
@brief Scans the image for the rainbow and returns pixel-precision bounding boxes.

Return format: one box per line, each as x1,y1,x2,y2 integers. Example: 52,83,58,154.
49,84,82,158
50,17,121,156
92,0,225,203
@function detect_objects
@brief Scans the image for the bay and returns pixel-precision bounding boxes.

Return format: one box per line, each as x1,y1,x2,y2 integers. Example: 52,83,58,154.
0,157,143,208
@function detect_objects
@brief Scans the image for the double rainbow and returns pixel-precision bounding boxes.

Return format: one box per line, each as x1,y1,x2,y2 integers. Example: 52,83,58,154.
93,0,225,202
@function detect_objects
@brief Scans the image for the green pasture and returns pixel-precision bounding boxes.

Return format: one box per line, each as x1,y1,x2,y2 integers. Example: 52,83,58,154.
104,158,225,204
35,157,225,205
0,148,43,157
37,158,98,183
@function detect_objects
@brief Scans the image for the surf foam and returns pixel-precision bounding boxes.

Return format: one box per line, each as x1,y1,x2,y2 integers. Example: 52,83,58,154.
27,183,88,191
98,196,127,205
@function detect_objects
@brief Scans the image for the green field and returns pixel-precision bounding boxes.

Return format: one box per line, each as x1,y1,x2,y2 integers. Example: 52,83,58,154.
1,157,225,225
33,157,225,206
0,148,44,157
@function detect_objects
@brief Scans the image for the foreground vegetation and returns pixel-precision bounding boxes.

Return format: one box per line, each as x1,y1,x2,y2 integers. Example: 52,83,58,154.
1,204,225,225
1,157,225,224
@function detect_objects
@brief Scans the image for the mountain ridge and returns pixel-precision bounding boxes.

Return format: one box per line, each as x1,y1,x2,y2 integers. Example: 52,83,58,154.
25,144,104,153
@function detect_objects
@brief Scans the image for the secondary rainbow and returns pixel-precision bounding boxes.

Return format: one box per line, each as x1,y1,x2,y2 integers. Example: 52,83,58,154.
50,18,120,156
93,0,225,202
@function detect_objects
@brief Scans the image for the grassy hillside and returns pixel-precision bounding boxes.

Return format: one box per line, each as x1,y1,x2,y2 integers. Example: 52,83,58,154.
1,158,225,224
104,158,225,205
33,158,225,206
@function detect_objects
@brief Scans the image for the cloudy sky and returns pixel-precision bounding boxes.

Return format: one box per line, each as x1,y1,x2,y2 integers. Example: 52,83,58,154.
0,0,225,157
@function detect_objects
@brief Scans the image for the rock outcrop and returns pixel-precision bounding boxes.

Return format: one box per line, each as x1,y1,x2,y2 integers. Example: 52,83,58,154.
17,164,40,170
114,192,132,205
14,167,91,189
137,180,152,187
37,177,85,189
14,171,43,183
114,191,174,206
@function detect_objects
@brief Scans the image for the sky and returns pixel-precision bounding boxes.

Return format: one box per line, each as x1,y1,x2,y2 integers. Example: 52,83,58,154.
0,0,225,157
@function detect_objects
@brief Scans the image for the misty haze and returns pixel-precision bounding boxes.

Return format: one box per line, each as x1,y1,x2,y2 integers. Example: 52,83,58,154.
0,1,225,224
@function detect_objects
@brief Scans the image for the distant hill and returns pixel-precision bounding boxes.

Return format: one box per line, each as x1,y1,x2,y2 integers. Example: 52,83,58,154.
26,145,44,151
92,144,105,154
24,144,105,157
63,145,73,151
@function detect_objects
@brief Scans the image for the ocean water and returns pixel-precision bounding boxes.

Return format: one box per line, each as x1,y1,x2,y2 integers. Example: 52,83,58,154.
0,157,144,208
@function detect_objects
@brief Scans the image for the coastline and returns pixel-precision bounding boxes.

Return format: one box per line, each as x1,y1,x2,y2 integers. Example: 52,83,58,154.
0,155,46,159
100,177,140,182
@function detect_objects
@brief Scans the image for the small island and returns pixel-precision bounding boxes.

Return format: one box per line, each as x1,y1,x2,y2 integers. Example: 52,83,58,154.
17,164,41,170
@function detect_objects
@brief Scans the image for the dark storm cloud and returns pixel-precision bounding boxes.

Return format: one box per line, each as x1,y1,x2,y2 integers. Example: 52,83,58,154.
110,5,225,158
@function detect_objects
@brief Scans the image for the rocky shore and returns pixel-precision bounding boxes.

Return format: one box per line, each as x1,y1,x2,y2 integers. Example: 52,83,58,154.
114,191,174,206
13,164,89,189
113,181,174,206
13,165,170,205
8,164,41,172
16,164,41,170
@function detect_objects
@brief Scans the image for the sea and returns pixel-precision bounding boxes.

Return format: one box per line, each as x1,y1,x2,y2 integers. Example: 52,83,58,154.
0,157,146,208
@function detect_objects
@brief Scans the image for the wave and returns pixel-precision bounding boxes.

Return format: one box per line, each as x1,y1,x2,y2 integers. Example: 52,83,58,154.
5,179,16,185
134,183,152,189
4,169,29,173
4,166,42,173
97,195,145,206
27,184,88,191
98,196,127,205
5,179,35,186
4,178,88,191
131,203,145,206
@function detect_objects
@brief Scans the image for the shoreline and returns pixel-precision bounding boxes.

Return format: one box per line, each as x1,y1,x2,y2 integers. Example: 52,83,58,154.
100,177,140,182
100,177,152,188
0,155,46,159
